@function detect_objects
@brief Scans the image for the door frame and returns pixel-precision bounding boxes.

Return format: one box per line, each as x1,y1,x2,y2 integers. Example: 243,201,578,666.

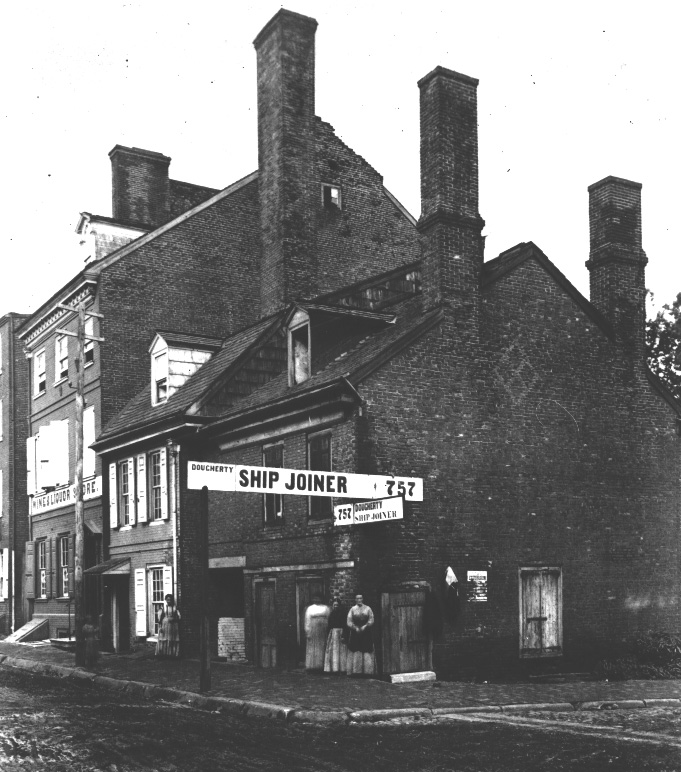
381,588,432,676
518,566,563,659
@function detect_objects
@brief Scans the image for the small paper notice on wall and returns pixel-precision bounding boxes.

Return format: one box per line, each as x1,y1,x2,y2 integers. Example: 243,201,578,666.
467,570,488,602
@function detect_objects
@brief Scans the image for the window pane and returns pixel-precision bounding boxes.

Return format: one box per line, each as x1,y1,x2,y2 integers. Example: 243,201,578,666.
263,445,283,524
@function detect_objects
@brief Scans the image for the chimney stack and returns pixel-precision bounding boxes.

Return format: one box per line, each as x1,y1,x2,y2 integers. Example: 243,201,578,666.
109,145,171,229
417,67,485,331
586,176,648,356
254,9,319,317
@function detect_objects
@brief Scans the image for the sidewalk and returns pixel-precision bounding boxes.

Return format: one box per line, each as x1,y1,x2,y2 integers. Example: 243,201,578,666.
2,639,681,723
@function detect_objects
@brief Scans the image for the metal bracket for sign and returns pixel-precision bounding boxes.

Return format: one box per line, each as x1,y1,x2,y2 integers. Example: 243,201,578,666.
187,461,423,502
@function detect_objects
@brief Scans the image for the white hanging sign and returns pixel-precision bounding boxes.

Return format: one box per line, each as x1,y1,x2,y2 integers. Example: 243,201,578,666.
334,496,404,526
30,475,102,515
187,462,423,501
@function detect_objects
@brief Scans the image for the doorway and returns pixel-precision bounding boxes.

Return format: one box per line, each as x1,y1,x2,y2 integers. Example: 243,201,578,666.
381,588,431,675
296,576,325,664
519,567,562,658
255,581,277,667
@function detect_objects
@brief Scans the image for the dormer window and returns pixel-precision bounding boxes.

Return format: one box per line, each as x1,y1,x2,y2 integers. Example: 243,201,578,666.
149,331,220,406
288,310,311,386
152,350,168,405
322,183,341,209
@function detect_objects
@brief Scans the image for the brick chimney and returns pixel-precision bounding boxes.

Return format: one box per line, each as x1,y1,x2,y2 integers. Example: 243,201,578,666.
586,177,648,357
254,9,319,317
109,145,171,229
417,67,485,335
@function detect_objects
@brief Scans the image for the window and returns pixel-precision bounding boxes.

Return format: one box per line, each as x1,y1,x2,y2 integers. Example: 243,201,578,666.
263,444,283,524
308,433,332,519
322,183,341,208
58,536,69,598
0,549,7,601
149,450,164,521
84,317,95,366
55,335,68,382
290,324,310,385
37,540,47,599
153,350,168,404
150,567,165,636
34,350,46,396
30,420,70,490
118,459,132,525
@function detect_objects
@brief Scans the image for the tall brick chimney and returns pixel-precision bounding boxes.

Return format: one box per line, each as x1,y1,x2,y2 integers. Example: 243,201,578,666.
254,9,319,317
586,177,648,357
417,67,485,334
109,145,171,229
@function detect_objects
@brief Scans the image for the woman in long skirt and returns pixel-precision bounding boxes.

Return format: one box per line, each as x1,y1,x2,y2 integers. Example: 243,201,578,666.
323,597,348,673
156,594,181,658
304,596,329,671
346,594,375,676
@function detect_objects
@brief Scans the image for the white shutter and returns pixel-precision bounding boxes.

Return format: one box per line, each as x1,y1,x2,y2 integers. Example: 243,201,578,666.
162,565,173,598
83,406,96,479
53,420,70,486
0,549,8,600
159,447,168,520
109,463,118,529
0,469,3,517
134,568,147,637
36,424,51,489
136,454,147,523
26,436,37,496
127,457,136,525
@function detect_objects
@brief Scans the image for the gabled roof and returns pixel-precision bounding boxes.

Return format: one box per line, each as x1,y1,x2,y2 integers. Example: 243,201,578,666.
482,241,615,340
96,315,281,446
151,330,224,352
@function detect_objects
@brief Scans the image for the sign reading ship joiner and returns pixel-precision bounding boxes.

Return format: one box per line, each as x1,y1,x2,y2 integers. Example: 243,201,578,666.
187,462,423,501
334,496,403,526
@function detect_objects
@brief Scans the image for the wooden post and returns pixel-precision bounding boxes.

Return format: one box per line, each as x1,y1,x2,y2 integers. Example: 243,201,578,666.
74,303,86,667
199,485,211,692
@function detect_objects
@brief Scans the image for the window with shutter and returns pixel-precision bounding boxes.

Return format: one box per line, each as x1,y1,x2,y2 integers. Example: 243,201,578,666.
134,568,147,637
37,540,47,599
308,432,332,519
26,436,37,496
83,406,96,478
24,542,35,600
0,549,7,600
109,463,118,529
136,454,148,523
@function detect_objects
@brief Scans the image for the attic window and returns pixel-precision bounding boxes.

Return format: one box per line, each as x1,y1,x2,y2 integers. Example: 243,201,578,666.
152,350,168,405
289,323,310,385
322,184,341,209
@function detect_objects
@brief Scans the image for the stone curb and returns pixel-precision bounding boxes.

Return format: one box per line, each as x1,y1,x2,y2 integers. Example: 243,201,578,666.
2,656,680,724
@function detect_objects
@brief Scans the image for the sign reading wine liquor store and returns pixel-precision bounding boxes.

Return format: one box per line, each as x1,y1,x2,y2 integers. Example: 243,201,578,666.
187,462,423,501
30,476,102,515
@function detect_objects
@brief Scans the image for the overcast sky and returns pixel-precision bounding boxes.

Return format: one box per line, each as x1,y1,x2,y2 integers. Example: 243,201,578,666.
2,0,678,320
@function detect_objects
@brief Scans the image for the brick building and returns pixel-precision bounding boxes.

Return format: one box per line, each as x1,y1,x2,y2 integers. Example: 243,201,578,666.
94,9,681,676
0,313,30,634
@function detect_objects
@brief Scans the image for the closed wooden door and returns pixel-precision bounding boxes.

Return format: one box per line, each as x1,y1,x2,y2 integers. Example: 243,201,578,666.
255,583,277,668
519,568,562,658
381,589,431,675
297,577,325,663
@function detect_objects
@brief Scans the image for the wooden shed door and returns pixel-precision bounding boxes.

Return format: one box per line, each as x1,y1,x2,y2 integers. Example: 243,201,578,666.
381,589,431,675
519,568,562,658
255,583,277,668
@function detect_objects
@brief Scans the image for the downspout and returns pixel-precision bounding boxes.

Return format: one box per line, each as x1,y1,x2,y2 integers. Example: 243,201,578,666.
168,440,178,597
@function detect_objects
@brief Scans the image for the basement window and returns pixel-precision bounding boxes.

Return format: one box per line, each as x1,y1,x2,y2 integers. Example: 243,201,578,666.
322,184,341,209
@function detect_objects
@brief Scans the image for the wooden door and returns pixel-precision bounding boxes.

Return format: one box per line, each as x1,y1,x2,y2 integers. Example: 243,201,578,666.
255,582,277,668
519,568,562,658
381,589,431,675
297,577,325,663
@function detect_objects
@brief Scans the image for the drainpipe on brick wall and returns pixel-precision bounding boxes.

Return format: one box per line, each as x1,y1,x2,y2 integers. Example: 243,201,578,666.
168,441,178,597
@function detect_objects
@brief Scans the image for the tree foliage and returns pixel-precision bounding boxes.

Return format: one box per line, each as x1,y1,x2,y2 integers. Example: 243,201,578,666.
647,292,681,400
